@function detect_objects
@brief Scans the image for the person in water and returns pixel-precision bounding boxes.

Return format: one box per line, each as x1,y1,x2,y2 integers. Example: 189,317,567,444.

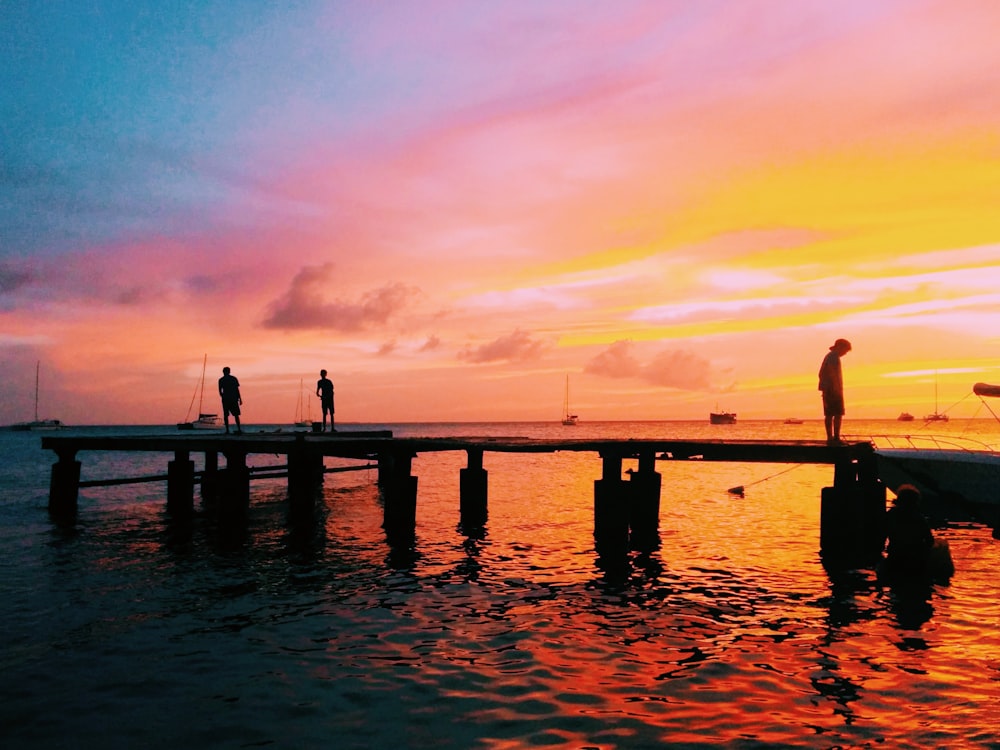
818,338,851,444
885,484,933,569
218,366,243,435
316,369,335,432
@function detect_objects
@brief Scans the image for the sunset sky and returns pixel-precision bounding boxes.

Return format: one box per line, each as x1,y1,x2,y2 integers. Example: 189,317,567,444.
3,0,1000,425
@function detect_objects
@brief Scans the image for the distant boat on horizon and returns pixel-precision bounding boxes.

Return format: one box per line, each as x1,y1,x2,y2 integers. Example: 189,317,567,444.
783,418,804,425
177,355,221,430
561,375,578,426
710,407,736,425
924,373,949,422
897,412,915,422
294,379,312,427
11,361,63,431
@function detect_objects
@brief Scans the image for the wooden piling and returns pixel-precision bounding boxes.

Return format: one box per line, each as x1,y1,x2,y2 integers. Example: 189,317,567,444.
628,451,661,547
382,450,417,532
201,450,219,501
459,448,488,527
288,435,324,510
49,449,80,517
166,451,194,516
821,454,886,566
220,450,250,515
594,453,629,549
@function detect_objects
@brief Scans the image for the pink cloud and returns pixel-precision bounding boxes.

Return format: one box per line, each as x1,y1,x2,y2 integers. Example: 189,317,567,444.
459,329,548,363
263,264,418,331
586,339,714,391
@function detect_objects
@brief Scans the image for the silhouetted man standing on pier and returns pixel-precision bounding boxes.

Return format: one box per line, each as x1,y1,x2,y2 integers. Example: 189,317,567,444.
316,369,335,432
218,366,243,435
818,338,851,444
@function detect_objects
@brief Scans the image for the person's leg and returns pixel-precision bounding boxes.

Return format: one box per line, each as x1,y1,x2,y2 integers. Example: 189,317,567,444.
833,415,842,441
824,415,833,441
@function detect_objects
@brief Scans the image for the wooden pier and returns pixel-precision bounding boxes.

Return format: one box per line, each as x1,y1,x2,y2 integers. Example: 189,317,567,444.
41,432,885,563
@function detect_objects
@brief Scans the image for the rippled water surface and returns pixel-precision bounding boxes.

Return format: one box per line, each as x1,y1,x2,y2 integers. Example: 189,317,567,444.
2,421,998,749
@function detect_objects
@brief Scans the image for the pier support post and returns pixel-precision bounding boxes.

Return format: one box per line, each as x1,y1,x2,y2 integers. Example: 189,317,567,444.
288,435,324,511
49,449,81,517
460,449,488,527
821,454,885,566
820,459,858,564
594,453,629,549
377,452,393,488
629,451,661,548
167,450,195,517
201,451,219,502
221,450,250,515
382,450,417,534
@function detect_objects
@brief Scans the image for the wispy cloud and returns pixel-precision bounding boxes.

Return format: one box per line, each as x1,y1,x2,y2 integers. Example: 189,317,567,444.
459,329,549,363
263,264,418,331
585,339,717,391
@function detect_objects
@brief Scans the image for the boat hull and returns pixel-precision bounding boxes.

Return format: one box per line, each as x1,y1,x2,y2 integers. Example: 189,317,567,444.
876,448,1000,528
710,412,736,425
177,414,221,430
11,420,63,431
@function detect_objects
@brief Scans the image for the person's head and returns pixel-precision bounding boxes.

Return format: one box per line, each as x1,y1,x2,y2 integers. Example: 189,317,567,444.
893,483,921,509
320,369,327,377
830,338,852,355
223,366,231,375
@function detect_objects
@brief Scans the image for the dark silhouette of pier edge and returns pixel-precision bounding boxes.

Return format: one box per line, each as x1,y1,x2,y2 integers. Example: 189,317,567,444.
41,432,885,565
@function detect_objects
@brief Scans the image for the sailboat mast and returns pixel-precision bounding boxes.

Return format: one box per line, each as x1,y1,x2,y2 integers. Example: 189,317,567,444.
34,361,40,421
197,354,207,415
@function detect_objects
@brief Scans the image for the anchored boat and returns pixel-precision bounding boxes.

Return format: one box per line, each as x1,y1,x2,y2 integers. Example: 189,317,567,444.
872,382,1000,529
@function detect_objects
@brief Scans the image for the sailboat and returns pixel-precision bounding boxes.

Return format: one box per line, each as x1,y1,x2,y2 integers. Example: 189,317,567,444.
177,355,221,430
294,379,312,427
923,373,949,423
11,361,63,431
561,375,578,425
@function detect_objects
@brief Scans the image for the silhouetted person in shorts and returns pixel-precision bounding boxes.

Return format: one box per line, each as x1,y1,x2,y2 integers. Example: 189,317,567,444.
818,338,851,444
218,366,242,434
316,369,334,432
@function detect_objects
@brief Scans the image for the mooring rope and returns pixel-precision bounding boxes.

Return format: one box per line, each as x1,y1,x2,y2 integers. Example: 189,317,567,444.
727,463,803,496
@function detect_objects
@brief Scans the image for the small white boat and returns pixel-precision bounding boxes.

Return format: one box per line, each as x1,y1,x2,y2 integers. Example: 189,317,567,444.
177,355,221,430
561,375,578,426
11,361,63,431
294,379,312,427
923,372,949,422
872,382,1000,529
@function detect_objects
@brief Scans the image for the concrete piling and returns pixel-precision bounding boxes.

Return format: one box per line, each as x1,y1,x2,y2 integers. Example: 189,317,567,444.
594,453,630,549
49,449,80,517
382,450,418,533
166,451,195,516
459,448,488,527
628,451,662,548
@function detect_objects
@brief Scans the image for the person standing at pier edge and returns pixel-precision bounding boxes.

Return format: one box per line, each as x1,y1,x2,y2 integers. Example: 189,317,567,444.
316,369,335,432
818,338,851,444
218,366,243,435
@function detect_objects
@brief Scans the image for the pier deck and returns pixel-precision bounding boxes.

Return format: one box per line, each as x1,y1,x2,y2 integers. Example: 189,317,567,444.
40,432,883,562
41,432,872,462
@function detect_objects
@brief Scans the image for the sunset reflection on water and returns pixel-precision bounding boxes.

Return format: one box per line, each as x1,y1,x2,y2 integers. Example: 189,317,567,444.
1,421,998,748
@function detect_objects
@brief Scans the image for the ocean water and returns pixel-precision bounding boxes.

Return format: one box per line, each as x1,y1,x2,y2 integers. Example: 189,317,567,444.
2,420,998,749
